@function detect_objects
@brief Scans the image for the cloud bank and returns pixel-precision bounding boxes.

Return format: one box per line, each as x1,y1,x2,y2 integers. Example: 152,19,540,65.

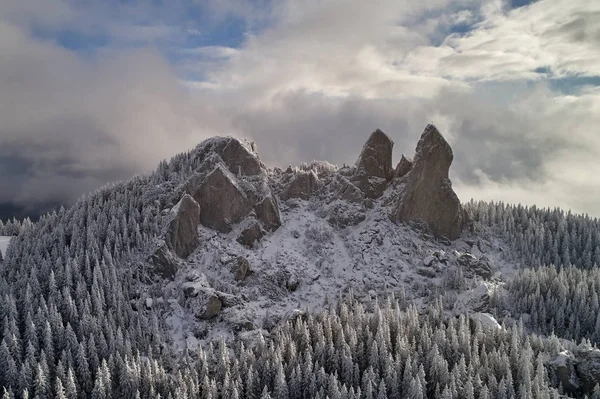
1,0,599,218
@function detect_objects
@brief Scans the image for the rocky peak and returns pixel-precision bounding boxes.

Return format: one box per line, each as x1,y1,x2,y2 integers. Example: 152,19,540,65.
394,154,413,178
351,129,395,198
194,136,264,176
354,129,394,180
391,124,468,240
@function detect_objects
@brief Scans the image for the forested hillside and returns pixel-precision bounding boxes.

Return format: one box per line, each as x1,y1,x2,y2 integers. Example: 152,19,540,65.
1,130,600,398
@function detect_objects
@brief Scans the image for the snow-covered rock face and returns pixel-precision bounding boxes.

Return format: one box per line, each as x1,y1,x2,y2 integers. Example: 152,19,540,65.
193,136,264,176
155,127,504,350
177,137,282,237
391,124,469,240
280,170,322,201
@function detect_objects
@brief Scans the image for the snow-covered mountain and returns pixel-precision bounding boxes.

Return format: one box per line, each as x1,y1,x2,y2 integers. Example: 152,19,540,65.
1,125,600,398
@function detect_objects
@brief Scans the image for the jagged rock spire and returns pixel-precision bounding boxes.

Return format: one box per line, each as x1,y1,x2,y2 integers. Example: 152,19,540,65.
391,124,469,240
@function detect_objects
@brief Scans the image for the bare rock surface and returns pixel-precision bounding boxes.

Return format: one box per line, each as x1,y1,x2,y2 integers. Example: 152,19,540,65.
193,165,254,233
231,256,251,281
237,220,266,248
354,129,394,180
281,170,322,200
547,347,600,396
394,154,413,178
150,245,179,279
196,137,263,176
391,124,469,240
254,196,281,231
165,194,201,258
351,129,394,199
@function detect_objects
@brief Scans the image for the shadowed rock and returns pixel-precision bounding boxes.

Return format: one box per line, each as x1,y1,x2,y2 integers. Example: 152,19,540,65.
281,171,322,200
237,220,266,248
337,176,365,203
391,124,468,240
193,165,254,233
231,256,251,281
351,129,394,198
254,195,281,231
165,194,200,258
150,245,178,279
548,347,600,396
355,129,394,180
394,154,413,178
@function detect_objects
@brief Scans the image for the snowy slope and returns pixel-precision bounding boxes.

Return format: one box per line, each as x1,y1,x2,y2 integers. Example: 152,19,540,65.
152,178,516,352
0,236,11,258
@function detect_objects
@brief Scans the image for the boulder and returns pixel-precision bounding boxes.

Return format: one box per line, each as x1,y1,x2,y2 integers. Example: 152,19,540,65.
193,165,254,232
254,196,281,231
338,178,365,203
281,171,321,200
453,282,493,313
469,313,501,330
237,221,266,249
327,203,366,228
394,154,413,178
217,138,263,176
194,293,222,320
231,256,251,281
457,253,493,280
416,267,437,278
354,129,394,180
149,245,178,280
165,194,201,258
391,125,469,240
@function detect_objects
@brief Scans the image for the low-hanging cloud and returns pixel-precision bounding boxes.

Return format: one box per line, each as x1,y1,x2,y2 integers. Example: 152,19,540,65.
1,0,600,218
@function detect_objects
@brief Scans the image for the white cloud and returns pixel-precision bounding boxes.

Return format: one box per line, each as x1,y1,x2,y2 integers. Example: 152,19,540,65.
1,0,600,218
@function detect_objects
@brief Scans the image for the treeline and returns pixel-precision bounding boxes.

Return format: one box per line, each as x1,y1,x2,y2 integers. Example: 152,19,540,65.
0,218,33,237
465,200,600,270
493,266,600,347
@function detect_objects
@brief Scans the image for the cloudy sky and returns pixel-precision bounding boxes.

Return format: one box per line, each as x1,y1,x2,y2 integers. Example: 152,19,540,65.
1,0,599,220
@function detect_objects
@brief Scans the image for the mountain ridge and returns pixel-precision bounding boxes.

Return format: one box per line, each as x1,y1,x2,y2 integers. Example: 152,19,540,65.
2,124,600,397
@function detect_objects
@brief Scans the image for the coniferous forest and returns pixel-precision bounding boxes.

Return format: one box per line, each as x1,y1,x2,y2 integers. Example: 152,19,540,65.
1,148,600,398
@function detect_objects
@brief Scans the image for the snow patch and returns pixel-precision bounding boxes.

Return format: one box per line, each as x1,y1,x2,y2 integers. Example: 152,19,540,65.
0,236,11,257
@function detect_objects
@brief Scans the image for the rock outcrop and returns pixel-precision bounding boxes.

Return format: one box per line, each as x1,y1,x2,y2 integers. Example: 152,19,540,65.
193,164,254,233
391,125,468,240
394,154,413,178
548,348,600,396
354,129,394,180
195,137,263,176
351,129,395,199
231,256,251,281
254,196,281,231
337,176,364,203
172,137,282,246
281,171,322,200
165,194,201,258
150,245,178,279
237,220,266,248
